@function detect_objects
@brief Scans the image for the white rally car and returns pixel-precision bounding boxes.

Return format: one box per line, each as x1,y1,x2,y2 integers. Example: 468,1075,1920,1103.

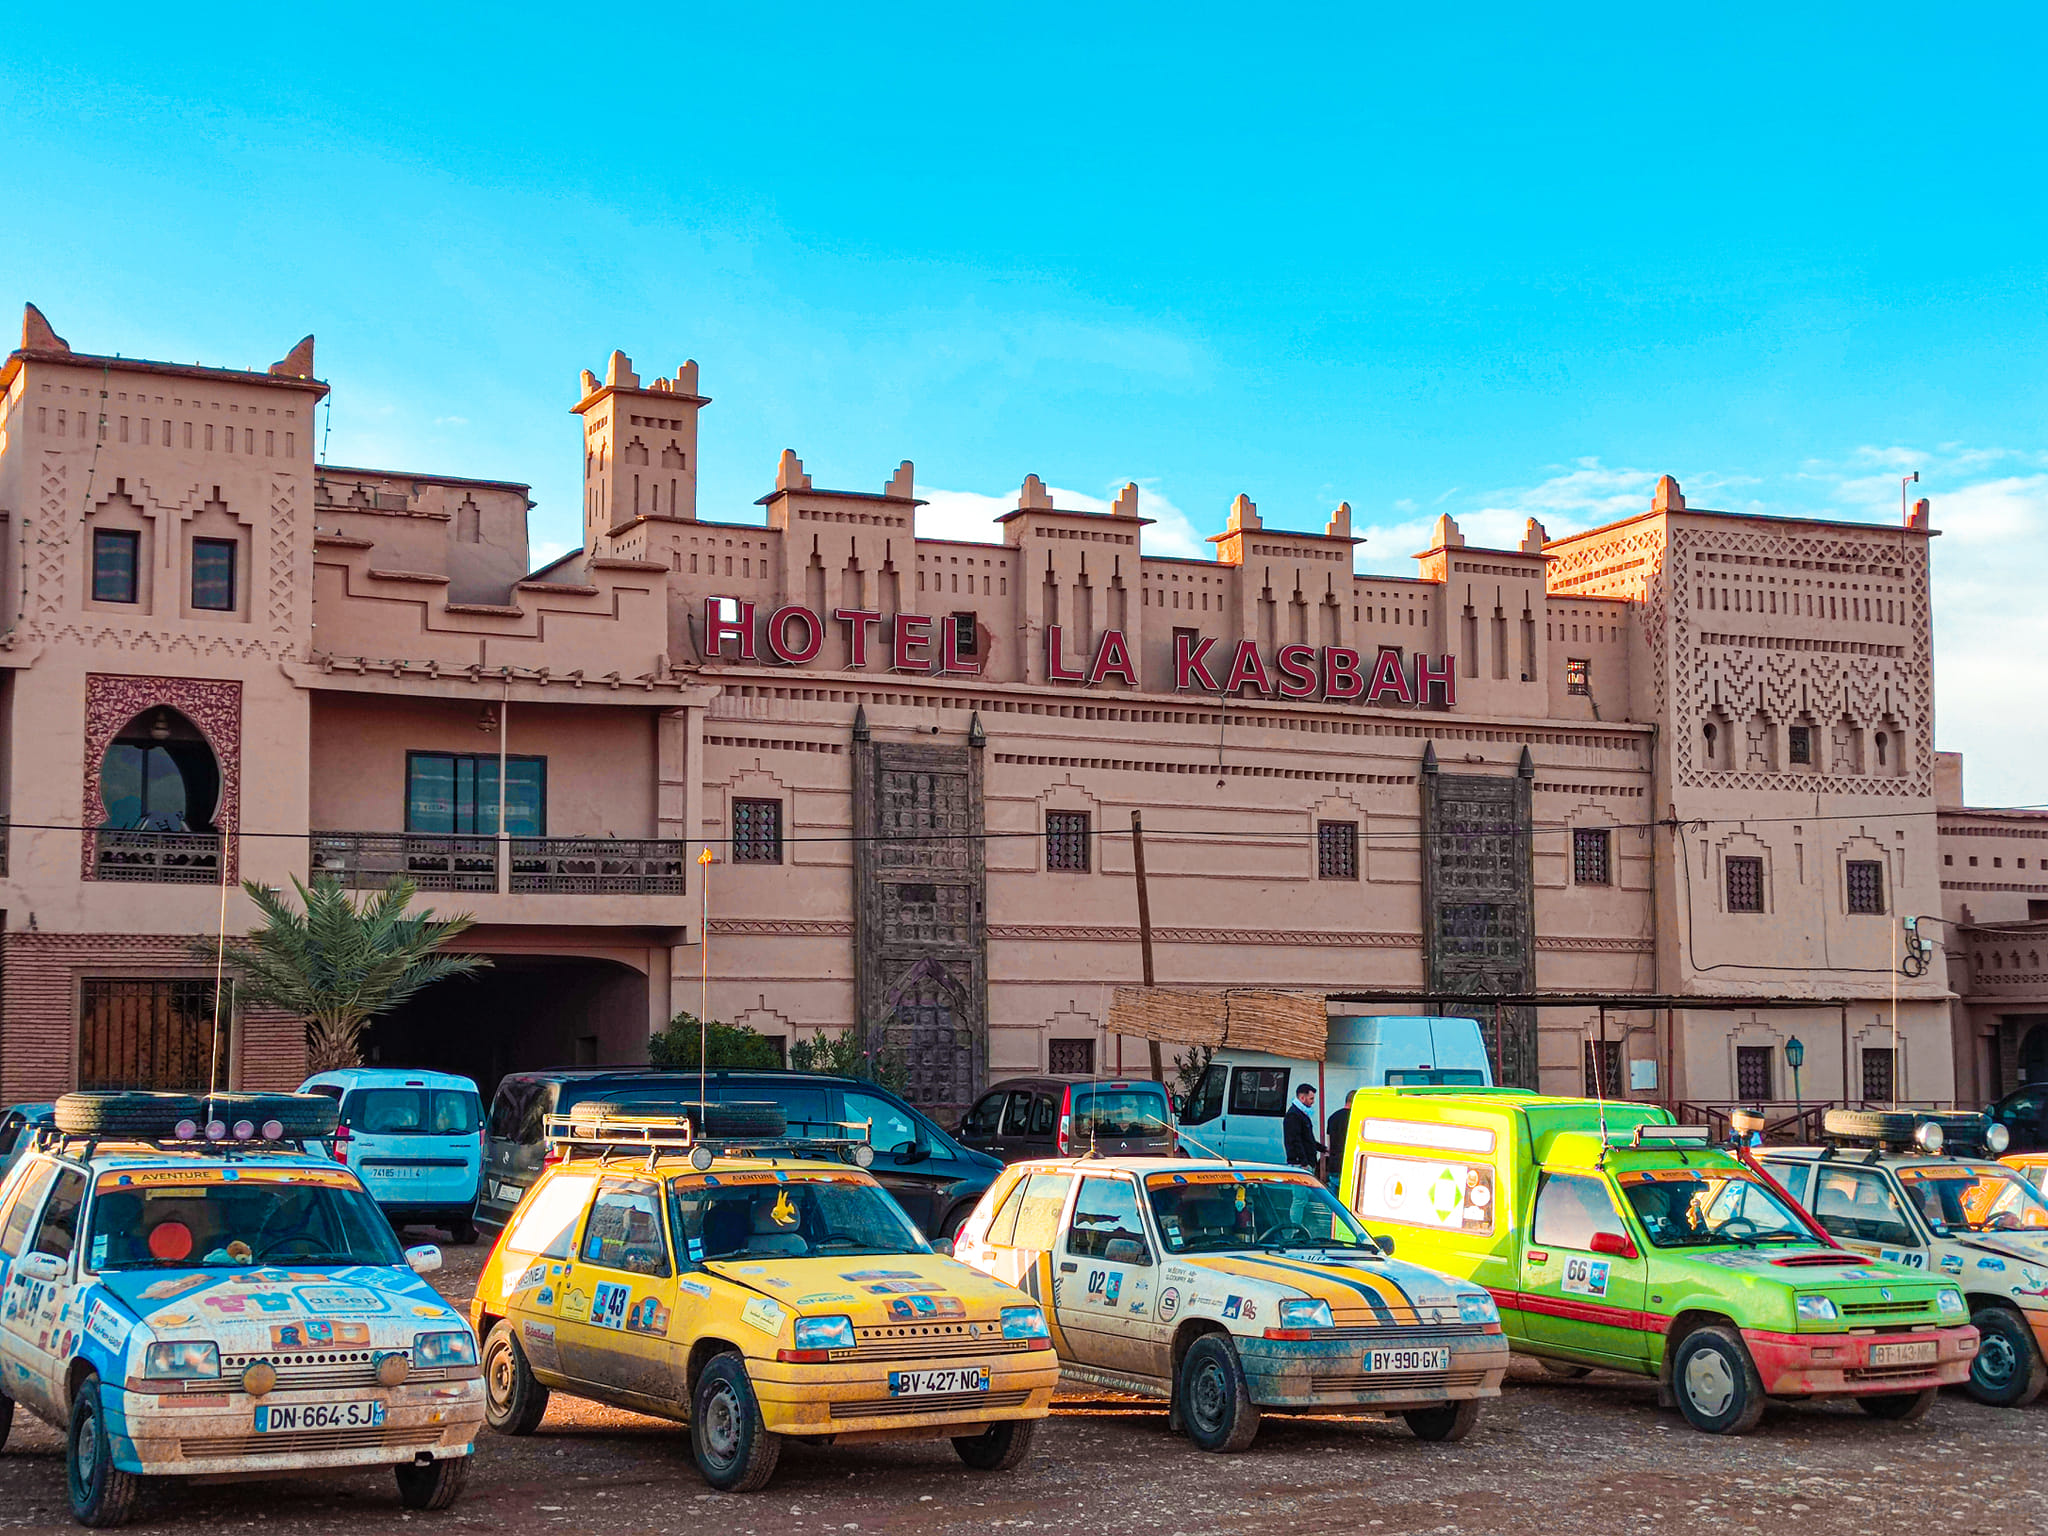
0,1092,483,1525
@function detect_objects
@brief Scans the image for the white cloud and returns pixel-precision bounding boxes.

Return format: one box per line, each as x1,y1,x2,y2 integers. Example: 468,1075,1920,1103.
912,479,1207,558
529,538,574,570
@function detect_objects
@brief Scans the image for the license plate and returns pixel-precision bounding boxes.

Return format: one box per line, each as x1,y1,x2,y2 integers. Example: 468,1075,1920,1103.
254,1401,387,1432
365,1165,425,1179
887,1367,990,1397
1868,1340,1937,1367
1368,1347,1451,1373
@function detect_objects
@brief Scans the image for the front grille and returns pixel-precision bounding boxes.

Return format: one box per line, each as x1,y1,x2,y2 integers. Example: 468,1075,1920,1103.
210,1354,460,1392
837,1324,1032,1363
1842,1301,1930,1317
828,1388,1031,1421
1847,1364,1938,1383
181,1424,443,1459
1307,1368,1491,1394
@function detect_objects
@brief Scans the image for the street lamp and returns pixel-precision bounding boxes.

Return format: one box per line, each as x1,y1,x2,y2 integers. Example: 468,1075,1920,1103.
1786,1036,1806,1138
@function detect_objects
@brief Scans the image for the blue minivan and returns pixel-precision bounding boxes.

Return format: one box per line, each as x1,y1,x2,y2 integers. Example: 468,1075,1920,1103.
299,1067,485,1243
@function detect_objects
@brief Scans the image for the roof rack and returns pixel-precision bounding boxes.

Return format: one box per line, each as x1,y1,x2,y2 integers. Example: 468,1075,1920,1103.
1617,1124,1715,1147
542,1112,878,1171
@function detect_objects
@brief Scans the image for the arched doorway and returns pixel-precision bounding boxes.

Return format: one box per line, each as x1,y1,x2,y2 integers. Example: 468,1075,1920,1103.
93,706,224,882
2021,1022,2048,1086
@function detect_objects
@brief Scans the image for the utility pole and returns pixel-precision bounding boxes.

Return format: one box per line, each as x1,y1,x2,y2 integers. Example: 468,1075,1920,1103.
1131,810,1166,1083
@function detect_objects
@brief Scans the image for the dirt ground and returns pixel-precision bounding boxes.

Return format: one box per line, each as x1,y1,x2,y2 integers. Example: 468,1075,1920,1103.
2,1236,2039,1535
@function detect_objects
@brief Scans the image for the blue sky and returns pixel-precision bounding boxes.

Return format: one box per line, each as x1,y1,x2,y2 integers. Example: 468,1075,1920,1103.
5,5,2046,800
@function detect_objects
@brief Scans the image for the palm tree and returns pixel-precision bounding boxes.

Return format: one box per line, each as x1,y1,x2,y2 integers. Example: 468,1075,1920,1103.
203,875,491,1072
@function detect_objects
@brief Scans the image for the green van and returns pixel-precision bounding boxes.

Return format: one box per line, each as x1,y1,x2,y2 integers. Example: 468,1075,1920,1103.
1336,1089,1978,1433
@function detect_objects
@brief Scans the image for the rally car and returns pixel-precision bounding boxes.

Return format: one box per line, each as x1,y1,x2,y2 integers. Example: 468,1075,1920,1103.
0,1091,483,1526
472,1105,1058,1492
952,1158,1509,1450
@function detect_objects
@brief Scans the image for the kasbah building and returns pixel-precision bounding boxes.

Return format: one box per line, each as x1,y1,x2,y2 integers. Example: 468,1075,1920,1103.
2,301,2043,1126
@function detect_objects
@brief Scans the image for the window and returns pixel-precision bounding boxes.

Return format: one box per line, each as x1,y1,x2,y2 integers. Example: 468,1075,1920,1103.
1573,828,1611,885
191,537,236,611
1862,1047,1896,1103
1029,1095,1057,1135
1787,726,1812,765
1047,1037,1094,1075
1735,1045,1774,1101
342,1087,479,1135
91,529,140,603
1181,1062,1226,1126
1726,855,1764,913
1000,1090,1037,1136
1811,1165,1914,1246
843,1089,922,1159
31,1168,88,1263
984,1175,1031,1246
1531,1172,1625,1251
0,1163,57,1256
1228,1066,1291,1116
78,978,229,1091
962,1093,1005,1138
1046,811,1091,872
2030,900,2048,921
1317,820,1359,880
1875,731,1889,767
1010,1170,1074,1251
1566,658,1590,695
1846,859,1886,915
1064,1176,1150,1264
580,1180,671,1277
1582,1039,1622,1097
731,798,783,864
405,752,545,835
950,612,978,657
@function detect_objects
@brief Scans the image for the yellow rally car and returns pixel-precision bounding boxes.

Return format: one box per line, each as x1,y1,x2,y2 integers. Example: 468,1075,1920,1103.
953,1158,1510,1451
470,1109,1058,1490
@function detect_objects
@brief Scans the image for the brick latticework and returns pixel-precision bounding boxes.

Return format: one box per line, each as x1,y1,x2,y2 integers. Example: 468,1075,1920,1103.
0,933,305,1100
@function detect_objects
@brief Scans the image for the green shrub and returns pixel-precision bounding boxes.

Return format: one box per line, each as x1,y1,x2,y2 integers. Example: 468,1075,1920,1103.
788,1027,909,1093
648,1013,785,1070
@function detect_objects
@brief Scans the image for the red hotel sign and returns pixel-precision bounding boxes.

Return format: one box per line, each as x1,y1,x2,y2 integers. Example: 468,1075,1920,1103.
701,598,1456,705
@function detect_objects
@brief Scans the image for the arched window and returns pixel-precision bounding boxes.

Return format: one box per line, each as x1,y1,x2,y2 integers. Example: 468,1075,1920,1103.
99,708,219,833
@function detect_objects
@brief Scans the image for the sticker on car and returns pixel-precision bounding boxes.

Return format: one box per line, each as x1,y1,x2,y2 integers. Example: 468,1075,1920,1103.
1560,1257,1610,1298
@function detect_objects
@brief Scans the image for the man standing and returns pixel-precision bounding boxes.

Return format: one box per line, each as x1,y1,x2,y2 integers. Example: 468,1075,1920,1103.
1283,1083,1323,1173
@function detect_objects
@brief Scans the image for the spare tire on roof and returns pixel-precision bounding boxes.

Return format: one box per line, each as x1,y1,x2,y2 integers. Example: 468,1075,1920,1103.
53,1090,337,1139
1822,1108,1931,1144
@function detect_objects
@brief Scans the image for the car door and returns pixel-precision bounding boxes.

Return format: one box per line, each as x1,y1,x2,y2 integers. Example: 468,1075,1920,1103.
960,1092,1006,1160
553,1177,682,1405
843,1087,943,1234
1053,1173,1159,1380
0,1163,87,1419
0,1159,57,1396
1225,1066,1291,1165
1176,1063,1227,1160
1519,1171,1650,1365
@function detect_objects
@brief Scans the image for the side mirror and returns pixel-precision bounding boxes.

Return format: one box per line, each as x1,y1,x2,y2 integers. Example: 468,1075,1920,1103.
15,1252,65,1284
1589,1231,1638,1260
891,1142,929,1166
1370,1233,1396,1257
929,1236,955,1258
405,1244,443,1275
1171,1095,1186,1118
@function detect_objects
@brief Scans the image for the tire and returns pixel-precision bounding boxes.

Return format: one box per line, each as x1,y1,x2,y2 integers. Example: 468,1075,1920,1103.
483,1321,551,1436
68,1375,142,1527
1538,1359,1593,1379
691,1352,781,1492
0,1390,14,1450
1177,1334,1260,1453
1857,1387,1938,1423
1403,1399,1481,1443
53,1090,336,1139
1820,1108,1926,1144
579,1100,787,1140
450,1218,480,1247
952,1417,1038,1471
394,1455,469,1510
1670,1325,1766,1435
1966,1305,2047,1407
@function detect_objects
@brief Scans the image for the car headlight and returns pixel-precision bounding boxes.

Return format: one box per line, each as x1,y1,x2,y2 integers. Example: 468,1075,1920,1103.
144,1340,221,1379
1913,1120,1944,1154
1277,1298,1334,1331
1937,1288,1966,1315
791,1315,856,1351
1458,1292,1500,1326
1001,1305,1050,1341
1795,1295,1839,1322
413,1330,478,1369
1986,1122,2012,1155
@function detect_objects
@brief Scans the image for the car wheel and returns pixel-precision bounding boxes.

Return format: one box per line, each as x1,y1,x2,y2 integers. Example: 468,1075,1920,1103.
450,1218,480,1247
952,1417,1038,1470
483,1321,550,1435
0,1390,14,1450
1671,1324,1766,1435
1966,1305,2047,1407
68,1374,142,1527
1402,1399,1481,1442
1177,1334,1260,1453
692,1352,781,1492
1857,1387,1938,1423
395,1455,470,1510
1538,1359,1593,1379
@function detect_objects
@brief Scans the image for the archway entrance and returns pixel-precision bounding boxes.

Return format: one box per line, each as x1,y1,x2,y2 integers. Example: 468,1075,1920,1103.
94,706,222,882
2021,1021,2048,1085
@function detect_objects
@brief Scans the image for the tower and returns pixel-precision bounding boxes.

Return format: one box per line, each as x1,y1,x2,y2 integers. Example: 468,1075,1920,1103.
572,350,709,550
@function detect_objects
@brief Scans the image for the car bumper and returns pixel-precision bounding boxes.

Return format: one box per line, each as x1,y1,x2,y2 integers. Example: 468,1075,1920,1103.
1235,1331,1510,1410
749,1350,1060,1437
107,1379,485,1477
1741,1324,1978,1397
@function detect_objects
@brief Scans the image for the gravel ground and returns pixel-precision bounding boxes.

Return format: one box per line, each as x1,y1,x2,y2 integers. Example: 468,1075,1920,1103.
2,1236,2040,1535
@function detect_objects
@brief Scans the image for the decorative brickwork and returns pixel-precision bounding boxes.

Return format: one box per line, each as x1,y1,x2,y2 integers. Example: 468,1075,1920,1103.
79,674,243,880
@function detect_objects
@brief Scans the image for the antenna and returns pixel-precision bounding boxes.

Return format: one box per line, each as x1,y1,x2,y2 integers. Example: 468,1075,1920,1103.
1902,469,1919,523
1593,1006,1610,1166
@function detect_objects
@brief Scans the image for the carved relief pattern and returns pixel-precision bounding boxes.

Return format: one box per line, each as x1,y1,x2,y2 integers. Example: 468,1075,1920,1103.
268,476,298,636
1422,767,1537,1087
33,452,69,624
80,675,243,880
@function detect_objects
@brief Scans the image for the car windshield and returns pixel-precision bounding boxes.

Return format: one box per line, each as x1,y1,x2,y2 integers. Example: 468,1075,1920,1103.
1618,1168,1811,1248
1144,1170,1378,1254
88,1175,405,1270
346,1088,479,1135
670,1173,930,1261
1897,1165,2048,1233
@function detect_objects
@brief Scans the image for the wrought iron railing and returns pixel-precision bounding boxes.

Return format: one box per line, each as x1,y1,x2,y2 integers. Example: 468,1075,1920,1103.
93,828,222,884
308,832,497,893
509,838,686,894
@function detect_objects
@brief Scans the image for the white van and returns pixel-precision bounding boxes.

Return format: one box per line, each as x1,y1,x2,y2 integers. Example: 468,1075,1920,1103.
1174,1014,1491,1167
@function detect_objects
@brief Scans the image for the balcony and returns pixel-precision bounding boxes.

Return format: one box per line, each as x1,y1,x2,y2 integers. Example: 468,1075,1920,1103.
310,832,685,896
94,829,223,884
